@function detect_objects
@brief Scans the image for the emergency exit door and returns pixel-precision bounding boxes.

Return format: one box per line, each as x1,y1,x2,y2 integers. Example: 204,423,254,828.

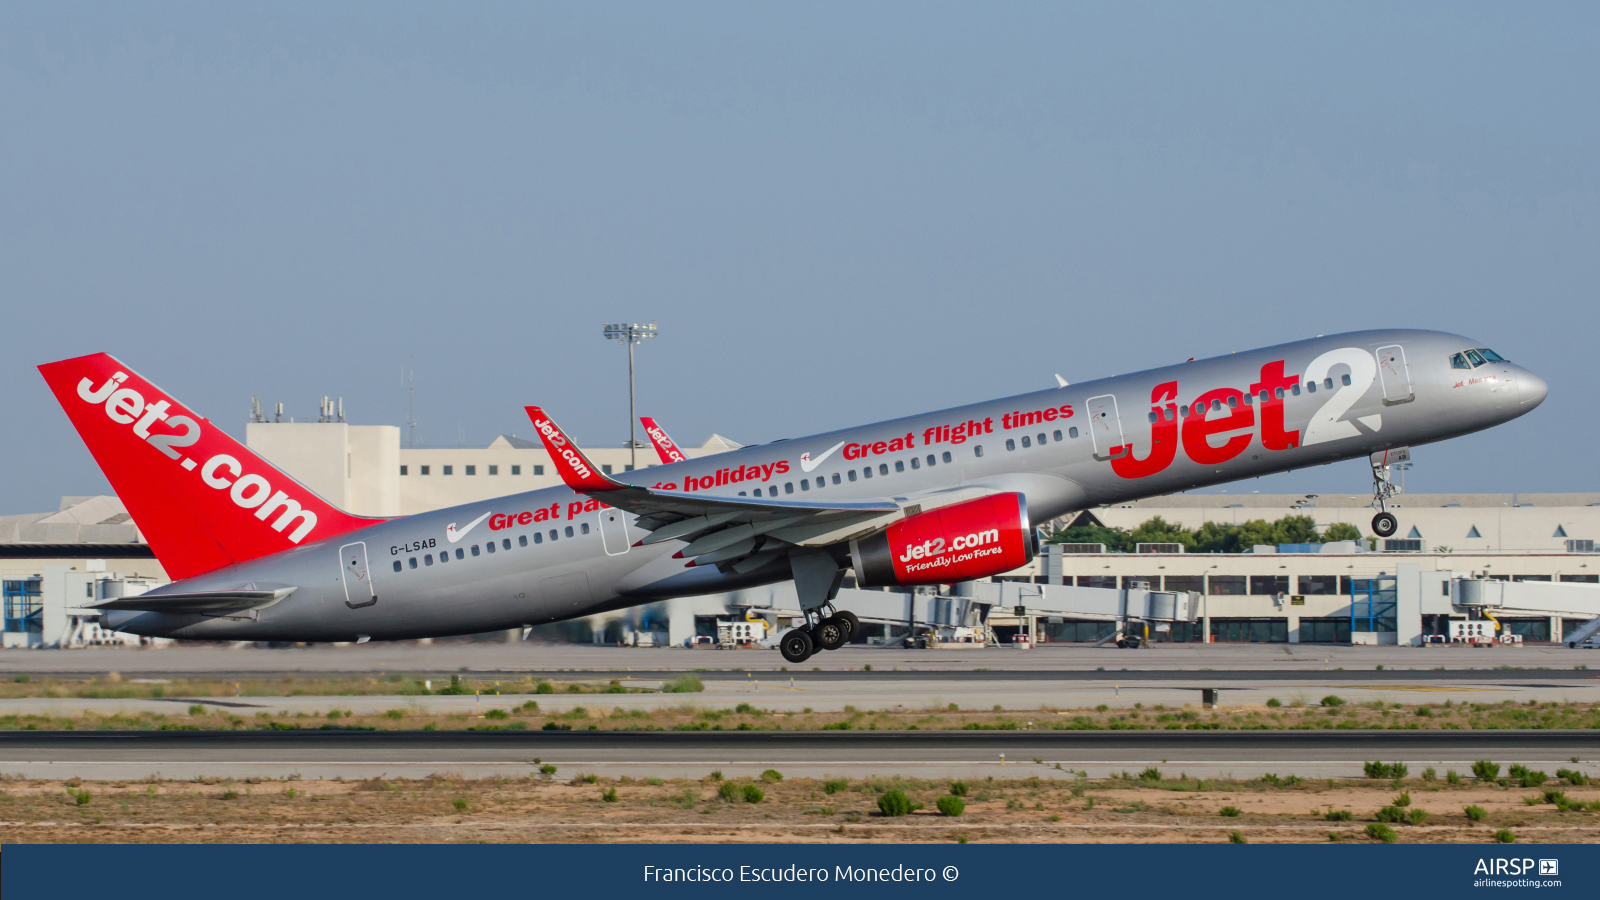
340,542,377,609
1085,395,1126,461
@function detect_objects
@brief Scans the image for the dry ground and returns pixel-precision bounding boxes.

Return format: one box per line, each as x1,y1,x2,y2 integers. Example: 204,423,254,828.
3,769,1597,844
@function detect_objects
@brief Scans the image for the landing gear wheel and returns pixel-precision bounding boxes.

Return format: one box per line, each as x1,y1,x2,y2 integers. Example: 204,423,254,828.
814,617,848,651
1372,512,1398,538
779,628,815,663
833,610,859,644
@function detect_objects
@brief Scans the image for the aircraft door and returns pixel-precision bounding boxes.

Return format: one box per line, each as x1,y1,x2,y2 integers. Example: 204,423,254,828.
1085,394,1127,461
599,506,630,556
1376,345,1413,405
340,542,377,609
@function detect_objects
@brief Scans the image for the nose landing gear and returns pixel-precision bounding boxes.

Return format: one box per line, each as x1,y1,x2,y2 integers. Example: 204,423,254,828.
1368,448,1410,539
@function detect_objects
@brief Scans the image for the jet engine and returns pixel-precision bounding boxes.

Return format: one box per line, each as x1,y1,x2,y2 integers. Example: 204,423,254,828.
850,492,1035,587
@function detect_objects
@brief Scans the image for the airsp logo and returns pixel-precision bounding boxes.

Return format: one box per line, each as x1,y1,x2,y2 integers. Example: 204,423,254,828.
1539,859,1559,877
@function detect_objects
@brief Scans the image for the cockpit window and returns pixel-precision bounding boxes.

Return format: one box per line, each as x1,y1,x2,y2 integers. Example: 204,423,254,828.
1449,352,1471,370
1477,348,1505,362
1465,349,1487,367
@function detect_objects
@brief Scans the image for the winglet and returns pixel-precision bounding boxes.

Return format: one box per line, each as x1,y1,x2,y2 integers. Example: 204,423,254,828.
1054,374,1069,388
524,406,623,492
639,416,688,464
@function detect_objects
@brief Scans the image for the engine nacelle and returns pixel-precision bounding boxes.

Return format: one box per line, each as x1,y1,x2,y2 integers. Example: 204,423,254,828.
850,492,1035,587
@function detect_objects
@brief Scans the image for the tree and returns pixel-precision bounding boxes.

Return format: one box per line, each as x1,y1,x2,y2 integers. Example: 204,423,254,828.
1049,524,1133,552
1322,522,1362,542
1128,516,1196,550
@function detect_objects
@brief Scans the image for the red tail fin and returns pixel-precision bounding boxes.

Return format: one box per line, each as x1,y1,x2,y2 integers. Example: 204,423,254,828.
524,406,622,493
639,416,688,464
38,353,376,580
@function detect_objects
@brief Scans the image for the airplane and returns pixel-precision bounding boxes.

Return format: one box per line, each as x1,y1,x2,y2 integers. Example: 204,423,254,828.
38,329,1546,663
640,416,688,465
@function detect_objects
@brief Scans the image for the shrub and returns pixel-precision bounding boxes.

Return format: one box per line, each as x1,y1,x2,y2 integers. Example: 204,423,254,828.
519,700,539,712
1366,823,1397,843
542,722,571,731
452,798,469,811
220,790,239,801
949,780,969,797
1557,768,1589,786
719,781,743,803
1265,698,1281,708
601,788,619,802
1321,695,1345,708
823,779,848,794
1421,767,1437,783
1406,809,1429,825
760,769,783,783
1447,769,1462,785
14,674,30,683
1465,805,1486,821
539,764,557,776
188,704,206,716
709,770,723,781
73,790,91,806
1219,806,1241,817
936,796,966,817
483,708,509,720
1393,791,1411,807
535,681,554,694
1326,809,1353,821
1228,831,1246,844
664,675,705,693
877,789,921,817
384,709,405,720
1138,767,1162,783
1364,761,1408,779
1375,806,1407,823
742,785,765,804
581,774,598,784
1508,765,1547,788
1471,760,1500,782
1494,829,1515,844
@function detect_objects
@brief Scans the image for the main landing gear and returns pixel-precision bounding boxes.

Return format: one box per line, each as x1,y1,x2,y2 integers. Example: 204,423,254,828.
778,549,855,664
1368,448,1410,539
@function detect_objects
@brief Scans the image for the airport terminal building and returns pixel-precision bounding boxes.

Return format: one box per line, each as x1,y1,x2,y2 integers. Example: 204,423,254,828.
4,414,1598,649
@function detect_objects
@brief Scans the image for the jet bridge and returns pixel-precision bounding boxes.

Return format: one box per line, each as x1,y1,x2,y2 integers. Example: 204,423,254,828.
1450,578,1600,648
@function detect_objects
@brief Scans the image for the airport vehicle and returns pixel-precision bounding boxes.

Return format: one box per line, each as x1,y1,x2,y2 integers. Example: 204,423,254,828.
39,330,1546,661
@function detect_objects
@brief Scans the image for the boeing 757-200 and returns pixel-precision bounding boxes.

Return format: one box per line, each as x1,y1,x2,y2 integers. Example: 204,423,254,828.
38,330,1546,662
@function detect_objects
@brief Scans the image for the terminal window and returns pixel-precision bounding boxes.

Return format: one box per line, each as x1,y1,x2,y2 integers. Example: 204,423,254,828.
511,465,521,475
1250,575,1289,595
1208,575,1246,595
1298,575,1340,594
534,465,544,475
3,579,43,633
488,465,498,475
442,466,452,475
399,465,408,475
465,466,476,476
420,465,430,475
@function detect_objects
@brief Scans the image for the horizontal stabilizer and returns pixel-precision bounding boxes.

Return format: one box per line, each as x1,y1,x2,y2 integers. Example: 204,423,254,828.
79,585,297,616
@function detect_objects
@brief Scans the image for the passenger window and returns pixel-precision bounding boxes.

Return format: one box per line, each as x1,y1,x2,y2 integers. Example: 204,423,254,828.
768,486,778,496
1323,377,1334,390
1274,387,1284,399
486,541,495,554
878,464,888,476
832,472,842,484
420,465,430,475
894,460,904,472
393,561,402,572
439,551,448,564
471,545,480,556
738,491,747,496
1037,433,1047,445
519,535,527,547
1067,428,1078,439
1006,439,1016,451
424,554,433,565
511,465,521,475
784,482,794,494
1291,384,1300,396
910,457,920,470
1306,381,1316,393
1227,395,1238,408
862,468,872,479
1341,373,1351,386
801,478,811,489
1021,436,1031,448
455,548,464,559
1260,390,1269,402
974,445,984,457
504,538,513,548
579,524,588,535
1147,411,1158,423
465,465,476,476
848,470,857,482
1053,430,1062,442
565,526,575,537
942,451,953,462
549,530,557,541
1478,348,1504,362
1242,394,1251,406
533,533,542,544
1212,399,1222,411
409,557,417,569
1466,349,1487,367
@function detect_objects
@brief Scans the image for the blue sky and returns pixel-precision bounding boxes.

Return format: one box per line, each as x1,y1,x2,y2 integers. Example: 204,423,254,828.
3,3,1596,512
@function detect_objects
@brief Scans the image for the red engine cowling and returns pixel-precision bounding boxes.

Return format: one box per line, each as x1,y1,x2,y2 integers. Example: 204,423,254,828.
850,492,1035,587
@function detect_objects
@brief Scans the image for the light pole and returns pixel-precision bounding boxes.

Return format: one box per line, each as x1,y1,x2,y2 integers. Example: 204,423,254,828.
601,321,658,472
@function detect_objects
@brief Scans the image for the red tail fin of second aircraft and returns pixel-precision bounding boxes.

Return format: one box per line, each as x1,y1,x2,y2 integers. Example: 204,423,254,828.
639,416,687,464
38,353,376,580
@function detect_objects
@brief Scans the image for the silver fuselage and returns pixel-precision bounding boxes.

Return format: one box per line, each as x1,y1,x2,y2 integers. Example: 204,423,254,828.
107,329,1546,641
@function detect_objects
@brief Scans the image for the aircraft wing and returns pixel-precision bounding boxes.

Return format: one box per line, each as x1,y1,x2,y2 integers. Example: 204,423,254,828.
526,406,900,571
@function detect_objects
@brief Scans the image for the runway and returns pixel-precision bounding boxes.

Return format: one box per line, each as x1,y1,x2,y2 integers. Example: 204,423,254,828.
4,729,1596,782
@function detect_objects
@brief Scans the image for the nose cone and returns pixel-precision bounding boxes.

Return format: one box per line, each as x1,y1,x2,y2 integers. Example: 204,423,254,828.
1518,369,1549,408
